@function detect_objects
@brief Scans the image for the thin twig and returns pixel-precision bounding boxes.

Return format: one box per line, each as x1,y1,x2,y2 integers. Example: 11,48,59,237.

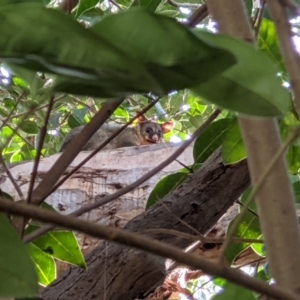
0,198,299,300
24,109,221,243
266,0,300,117
236,200,259,217
0,154,24,200
254,1,265,39
0,92,24,131
142,228,264,244
27,96,55,204
186,4,208,28
5,123,37,151
1,94,66,123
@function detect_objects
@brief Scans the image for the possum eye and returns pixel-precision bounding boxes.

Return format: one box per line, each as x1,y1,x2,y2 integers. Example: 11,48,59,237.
157,130,162,137
146,127,153,133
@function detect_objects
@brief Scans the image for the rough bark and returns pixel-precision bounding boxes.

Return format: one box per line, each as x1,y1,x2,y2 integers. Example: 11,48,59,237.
41,149,250,300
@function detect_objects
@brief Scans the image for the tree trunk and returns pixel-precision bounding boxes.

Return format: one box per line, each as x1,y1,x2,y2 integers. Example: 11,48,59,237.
41,149,250,300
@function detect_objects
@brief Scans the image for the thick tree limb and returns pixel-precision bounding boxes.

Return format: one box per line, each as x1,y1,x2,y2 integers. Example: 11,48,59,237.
39,149,251,300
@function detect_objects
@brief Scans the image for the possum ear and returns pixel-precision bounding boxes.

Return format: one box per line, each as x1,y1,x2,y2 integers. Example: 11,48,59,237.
161,121,174,133
136,113,148,123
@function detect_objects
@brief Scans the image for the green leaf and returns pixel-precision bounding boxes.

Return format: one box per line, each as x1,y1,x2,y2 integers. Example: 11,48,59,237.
213,277,227,287
114,107,130,120
13,76,28,88
10,150,23,162
0,0,42,7
72,107,89,123
225,210,261,264
222,119,247,164
292,181,300,204
49,112,62,128
1,5,236,98
193,118,234,164
90,9,236,95
75,0,100,18
27,243,56,286
286,145,300,174
251,236,267,257
0,4,153,94
244,0,252,17
0,213,38,297
68,115,82,128
32,230,86,268
258,19,285,72
192,31,290,117
19,120,39,134
146,172,188,208
131,0,162,12
255,268,269,282
240,187,258,213
212,282,255,300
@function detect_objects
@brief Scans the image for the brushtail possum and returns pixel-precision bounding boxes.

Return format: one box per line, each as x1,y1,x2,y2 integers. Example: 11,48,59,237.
60,115,174,152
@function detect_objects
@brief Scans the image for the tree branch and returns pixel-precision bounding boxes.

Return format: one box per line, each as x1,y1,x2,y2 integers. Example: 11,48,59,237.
265,0,300,117
0,198,299,300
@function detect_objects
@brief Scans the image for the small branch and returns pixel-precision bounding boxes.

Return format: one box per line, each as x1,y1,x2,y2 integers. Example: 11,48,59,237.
27,96,55,204
0,92,24,131
236,200,259,217
5,123,37,152
142,228,264,244
1,94,67,123
24,109,221,243
254,1,265,39
0,154,24,201
186,4,209,27
71,97,97,114
266,0,300,117
0,198,299,300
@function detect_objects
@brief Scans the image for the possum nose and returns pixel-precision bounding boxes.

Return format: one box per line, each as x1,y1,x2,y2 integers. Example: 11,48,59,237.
152,134,159,142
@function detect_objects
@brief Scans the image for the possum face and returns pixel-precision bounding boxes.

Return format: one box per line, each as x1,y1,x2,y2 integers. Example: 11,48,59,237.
139,121,174,144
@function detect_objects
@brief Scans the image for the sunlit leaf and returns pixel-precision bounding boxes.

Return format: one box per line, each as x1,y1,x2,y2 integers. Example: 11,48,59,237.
258,19,285,72
225,210,261,264
251,236,267,257
32,229,86,268
27,243,56,286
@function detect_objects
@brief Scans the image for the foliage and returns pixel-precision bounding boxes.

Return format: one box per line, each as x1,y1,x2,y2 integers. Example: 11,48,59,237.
0,0,300,298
